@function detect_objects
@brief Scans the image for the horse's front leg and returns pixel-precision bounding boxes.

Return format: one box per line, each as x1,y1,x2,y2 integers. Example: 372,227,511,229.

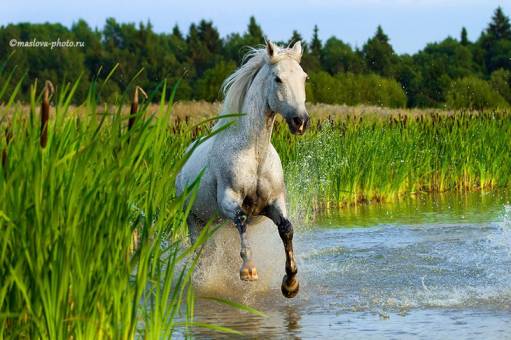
218,188,258,281
262,197,299,298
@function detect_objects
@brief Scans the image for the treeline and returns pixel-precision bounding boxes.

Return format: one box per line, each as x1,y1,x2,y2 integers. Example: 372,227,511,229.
0,7,510,109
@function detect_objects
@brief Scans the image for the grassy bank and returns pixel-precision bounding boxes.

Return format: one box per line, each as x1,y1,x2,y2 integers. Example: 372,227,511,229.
271,111,511,218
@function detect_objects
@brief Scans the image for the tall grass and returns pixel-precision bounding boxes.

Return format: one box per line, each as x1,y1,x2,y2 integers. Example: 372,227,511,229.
0,80,219,338
272,112,511,218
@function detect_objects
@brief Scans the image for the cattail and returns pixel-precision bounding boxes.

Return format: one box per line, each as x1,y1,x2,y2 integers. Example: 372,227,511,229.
40,81,54,148
2,126,12,173
128,86,147,140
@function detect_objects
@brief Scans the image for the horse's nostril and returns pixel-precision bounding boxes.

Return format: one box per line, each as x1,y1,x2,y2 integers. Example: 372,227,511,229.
292,117,303,126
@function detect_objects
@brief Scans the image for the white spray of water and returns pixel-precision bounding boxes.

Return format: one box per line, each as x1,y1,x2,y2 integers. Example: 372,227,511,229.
493,204,511,256
192,218,287,305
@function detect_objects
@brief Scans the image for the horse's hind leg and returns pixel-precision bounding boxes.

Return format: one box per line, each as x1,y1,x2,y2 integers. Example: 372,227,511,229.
187,213,203,246
218,188,258,281
262,196,299,298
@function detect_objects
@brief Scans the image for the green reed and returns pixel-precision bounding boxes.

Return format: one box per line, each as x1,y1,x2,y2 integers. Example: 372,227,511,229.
0,79,229,338
272,112,511,219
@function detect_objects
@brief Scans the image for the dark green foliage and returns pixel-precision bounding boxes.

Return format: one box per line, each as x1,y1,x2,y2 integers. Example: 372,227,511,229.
224,16,265,63
321,37,365,74
460,27,469,46
479,6,511,73
446,76,509,110
490,68,511,104
486,6,511,40
362,25,398,77
0,7,510,108
308,71,406,108
288,30,305,48
482,39,511,73
394,54,422,107
302,25,322,72
246,16,265,46
194,60,236,101
310,25,322,56
412,37,480,106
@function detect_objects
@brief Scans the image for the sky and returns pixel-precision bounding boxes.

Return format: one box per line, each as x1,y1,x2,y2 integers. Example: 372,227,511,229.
1,0,509,54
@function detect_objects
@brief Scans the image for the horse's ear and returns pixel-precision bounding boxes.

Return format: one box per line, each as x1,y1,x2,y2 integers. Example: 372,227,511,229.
291,41,302,62
266,40,276,58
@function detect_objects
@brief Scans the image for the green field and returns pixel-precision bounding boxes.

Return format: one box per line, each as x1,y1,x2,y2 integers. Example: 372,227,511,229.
1,80,511,337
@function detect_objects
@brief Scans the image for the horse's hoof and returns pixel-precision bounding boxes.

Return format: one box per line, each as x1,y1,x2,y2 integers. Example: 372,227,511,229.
281,274,299,298
240,262,258,281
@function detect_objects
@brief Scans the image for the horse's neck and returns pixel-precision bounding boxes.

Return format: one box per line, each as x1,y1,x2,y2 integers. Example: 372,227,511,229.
236,78,274,159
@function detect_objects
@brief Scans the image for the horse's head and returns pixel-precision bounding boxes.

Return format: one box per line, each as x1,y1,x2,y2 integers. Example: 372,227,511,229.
265,40,309,135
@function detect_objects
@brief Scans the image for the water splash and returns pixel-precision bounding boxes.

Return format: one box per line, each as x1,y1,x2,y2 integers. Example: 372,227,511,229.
192,219,286,305
186,198,511,339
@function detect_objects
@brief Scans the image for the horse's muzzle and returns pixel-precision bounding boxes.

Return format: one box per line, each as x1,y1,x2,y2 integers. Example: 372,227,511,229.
287,114,309,135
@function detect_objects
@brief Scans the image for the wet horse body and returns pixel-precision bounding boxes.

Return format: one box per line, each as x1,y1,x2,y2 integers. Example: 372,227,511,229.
176,41,309,298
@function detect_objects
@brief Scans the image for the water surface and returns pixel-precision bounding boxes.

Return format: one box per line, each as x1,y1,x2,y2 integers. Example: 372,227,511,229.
189,192,511,339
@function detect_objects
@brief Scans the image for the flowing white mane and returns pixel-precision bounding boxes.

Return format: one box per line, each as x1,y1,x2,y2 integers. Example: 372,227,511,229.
220,44,301,116
220,47,268,116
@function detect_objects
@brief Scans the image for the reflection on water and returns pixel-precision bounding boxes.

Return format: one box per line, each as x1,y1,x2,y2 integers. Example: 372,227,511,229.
316,191,511,227
186,192,511,339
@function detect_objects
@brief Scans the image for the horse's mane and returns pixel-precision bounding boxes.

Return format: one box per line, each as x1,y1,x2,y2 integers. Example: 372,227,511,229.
219,44,300,118
220,47,268,116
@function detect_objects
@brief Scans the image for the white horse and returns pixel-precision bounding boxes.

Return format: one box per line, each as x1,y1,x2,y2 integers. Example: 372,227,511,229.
176,40,309,298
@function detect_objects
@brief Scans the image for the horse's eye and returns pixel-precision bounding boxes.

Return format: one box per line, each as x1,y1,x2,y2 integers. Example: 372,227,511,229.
275,76,282,84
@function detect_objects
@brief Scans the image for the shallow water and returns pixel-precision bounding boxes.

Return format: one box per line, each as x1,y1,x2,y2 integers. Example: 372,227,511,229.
188,192,511,339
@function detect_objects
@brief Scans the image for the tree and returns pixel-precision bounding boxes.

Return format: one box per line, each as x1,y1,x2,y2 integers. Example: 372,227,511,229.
224,17,265,64
321,37,364,74
395,54,422,107
413,37,479,106
194,60,236,101
169,25,187,62
362,25,397,77
479,7,511,73
487,6,511,40
71,19,102,78
460,27,469,46
1,13,510,107
172,25,183,40
487,39,511,71
187,23,215,76
301,25,322,72
197,20,222,54
447,76,508,110
288,30,306,50
490,68,511,104
246,16,264,45
310,25,322,56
